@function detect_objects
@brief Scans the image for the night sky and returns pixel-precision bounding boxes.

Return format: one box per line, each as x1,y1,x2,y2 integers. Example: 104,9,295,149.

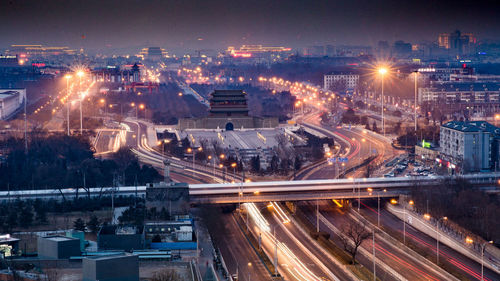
1,0,499,54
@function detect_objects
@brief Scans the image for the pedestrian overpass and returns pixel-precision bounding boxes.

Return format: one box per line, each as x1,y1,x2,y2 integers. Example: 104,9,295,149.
1,173,498,204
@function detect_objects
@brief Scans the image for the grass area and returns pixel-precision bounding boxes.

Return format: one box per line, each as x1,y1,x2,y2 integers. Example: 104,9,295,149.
232,212,280,279
287,204,381,281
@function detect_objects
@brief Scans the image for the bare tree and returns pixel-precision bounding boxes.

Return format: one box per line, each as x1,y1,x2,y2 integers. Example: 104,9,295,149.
339,220,371,264
151,268,182,281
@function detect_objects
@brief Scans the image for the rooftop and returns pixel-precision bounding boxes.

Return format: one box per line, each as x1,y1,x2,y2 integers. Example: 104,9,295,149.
430,82,500,92
44,236,76,242
84,253,136,261
442,121,500,135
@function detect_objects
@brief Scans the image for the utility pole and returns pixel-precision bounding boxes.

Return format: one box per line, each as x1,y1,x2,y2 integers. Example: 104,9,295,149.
373,228,376,281
24,91,27,154
414,71,418,132
316,199,320,233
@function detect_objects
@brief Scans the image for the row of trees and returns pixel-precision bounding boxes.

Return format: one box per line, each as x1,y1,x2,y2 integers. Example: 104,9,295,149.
411,179,500,243
0,196,139,232
0,134,161,190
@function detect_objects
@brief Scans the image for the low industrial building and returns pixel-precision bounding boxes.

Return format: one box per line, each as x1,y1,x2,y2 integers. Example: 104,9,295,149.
82,253,139,281
37,235,80,259
98,226,144,251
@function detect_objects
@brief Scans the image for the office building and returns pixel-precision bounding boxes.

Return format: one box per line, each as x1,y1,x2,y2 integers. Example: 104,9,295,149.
37,235,80,259
440,121,500,172
418,82,500,116
324,72,359,91
0,89,26,120
438,30,476,54
83,254,139,281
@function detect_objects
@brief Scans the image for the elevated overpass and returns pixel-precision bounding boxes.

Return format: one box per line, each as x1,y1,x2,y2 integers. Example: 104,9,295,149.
0,173,498,203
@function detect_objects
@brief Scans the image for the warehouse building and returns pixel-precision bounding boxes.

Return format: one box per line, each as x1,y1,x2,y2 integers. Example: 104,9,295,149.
37,235,80,259
82,253,139,281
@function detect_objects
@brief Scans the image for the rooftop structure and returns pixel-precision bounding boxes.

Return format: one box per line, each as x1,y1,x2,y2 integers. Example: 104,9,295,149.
227,45,292,57
209,89,249,117
178,89,278,130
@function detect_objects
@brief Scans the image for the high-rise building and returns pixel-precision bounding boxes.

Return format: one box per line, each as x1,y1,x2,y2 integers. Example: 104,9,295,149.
437,30,476,54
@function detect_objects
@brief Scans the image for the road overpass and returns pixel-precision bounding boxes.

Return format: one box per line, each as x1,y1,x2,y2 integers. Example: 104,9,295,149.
1,173,498,203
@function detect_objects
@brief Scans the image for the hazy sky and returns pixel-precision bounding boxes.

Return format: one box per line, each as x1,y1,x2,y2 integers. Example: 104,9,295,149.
1,0,499,54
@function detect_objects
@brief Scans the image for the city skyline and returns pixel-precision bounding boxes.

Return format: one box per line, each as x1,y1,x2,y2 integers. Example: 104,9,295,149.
1,0,499,54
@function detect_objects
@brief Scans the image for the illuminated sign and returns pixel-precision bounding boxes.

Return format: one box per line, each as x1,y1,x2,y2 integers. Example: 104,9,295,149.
0,55,17,59
32,63,45,67
232,52,252,58
421,140,431,148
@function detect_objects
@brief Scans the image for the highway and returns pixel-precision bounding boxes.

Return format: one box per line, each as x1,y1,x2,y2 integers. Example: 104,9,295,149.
358,199,500,281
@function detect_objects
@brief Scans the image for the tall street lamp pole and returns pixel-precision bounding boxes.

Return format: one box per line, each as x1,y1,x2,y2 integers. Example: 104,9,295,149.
65,75,72,136
480,241,494,281
77,71,84,135
414,71,418,132
436,216,448,265
378,68,387,136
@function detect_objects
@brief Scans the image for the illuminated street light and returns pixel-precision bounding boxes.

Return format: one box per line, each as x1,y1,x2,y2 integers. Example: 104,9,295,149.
64,75,72,136
378,67,387,136
75,70,86,135
436,216,448,265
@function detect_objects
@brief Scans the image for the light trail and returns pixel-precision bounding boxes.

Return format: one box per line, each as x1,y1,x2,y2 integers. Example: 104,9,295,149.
244,202,328,281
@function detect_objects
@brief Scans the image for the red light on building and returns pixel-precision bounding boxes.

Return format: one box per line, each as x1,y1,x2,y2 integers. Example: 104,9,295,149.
32,63,46,67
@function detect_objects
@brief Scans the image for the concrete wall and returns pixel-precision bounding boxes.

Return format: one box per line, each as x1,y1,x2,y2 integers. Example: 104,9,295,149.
178,116,278,130
83,254,139,281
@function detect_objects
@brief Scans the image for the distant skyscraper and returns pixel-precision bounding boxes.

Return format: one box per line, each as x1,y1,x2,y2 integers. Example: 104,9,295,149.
438,33,450,49
437,30,476,55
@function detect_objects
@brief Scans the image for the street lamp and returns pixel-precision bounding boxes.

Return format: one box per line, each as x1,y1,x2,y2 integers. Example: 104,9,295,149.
64,74,72,136
76,71,85,135
231,162,237,181
480,240,494,281
436,216,448,265
378,67,387,136
413,70,419,132
403,199,414,244
187,147,202,177
247,262,252,281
